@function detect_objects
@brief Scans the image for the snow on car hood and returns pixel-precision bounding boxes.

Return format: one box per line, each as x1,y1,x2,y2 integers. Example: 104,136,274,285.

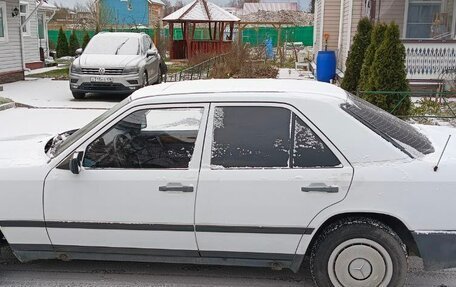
0,133,52,168
76,54,142,68
414,124,456,162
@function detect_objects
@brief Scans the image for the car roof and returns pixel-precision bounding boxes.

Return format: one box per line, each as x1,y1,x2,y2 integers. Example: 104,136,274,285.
95,32,144,39
131,79,348,102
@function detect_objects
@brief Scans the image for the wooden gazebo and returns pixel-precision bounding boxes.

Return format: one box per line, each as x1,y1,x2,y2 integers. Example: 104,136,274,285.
163,0,240,60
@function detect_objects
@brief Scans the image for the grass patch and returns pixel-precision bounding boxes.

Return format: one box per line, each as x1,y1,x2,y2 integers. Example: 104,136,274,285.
32,67,69,80
0,97,12,105
166,63,189,74
210,46,279,79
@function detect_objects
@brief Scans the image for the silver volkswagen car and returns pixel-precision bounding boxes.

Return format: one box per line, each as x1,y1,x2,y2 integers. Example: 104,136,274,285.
69,32,164,99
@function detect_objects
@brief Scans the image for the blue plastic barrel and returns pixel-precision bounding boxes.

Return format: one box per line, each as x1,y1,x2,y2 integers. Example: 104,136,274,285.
316,51,336,83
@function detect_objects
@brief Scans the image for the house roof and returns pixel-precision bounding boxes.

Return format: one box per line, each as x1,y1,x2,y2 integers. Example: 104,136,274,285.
148,0,165,6
163,0,240,22
242,2,298,14
36,0,58,10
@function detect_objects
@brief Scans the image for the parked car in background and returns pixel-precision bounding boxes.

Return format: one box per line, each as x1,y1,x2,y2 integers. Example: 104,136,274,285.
69,32,165,99
0,80,455,287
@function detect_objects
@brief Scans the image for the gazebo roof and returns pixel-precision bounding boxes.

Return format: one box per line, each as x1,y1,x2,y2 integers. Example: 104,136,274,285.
163,0,240,22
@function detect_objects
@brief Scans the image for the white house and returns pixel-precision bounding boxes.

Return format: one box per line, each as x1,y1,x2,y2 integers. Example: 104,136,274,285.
0,0,56,84
313,0,456,90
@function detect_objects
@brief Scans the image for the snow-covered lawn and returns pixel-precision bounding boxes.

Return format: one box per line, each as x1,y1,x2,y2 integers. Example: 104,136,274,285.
0,108,103,139
277,68,315,80
1,78,121,109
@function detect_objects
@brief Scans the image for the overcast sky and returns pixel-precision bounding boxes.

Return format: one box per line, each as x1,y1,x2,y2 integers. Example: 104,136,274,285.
52,0,311,10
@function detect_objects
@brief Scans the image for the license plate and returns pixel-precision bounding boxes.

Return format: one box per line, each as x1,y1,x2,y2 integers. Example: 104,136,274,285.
90,77,113,83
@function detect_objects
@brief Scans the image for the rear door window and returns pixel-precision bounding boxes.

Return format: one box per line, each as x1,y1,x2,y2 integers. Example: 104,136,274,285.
212,106,291,168
292,114,341,168
211,106,341,169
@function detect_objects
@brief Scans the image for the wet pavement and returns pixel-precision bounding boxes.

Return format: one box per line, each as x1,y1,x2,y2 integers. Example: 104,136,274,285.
0,256,455,286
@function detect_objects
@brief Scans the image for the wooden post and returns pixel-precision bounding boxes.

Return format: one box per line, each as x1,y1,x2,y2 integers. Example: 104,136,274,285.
169,22,174,59
277,24,282,50
219,22,223,41
213,22,217,41
208,22,212,40
184,22,190,59
238,23,246,47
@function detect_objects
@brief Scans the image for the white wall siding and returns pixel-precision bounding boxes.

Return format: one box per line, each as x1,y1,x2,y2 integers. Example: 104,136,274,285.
22,0,40,64
322,0,341,51
0,0,22,73
313,0,322,53
338,0,350,70
376,0,406,37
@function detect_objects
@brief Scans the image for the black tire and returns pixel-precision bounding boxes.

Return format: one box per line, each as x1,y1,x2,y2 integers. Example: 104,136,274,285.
72,91,85,100
310,218,407,287
0,245,19,264
154,66,162,84
143,71,149,87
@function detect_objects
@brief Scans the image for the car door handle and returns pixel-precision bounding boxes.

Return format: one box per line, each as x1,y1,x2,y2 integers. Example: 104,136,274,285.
159,183,194,192
301,184,339,193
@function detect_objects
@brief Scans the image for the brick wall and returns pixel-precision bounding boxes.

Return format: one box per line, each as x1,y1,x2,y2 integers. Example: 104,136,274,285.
0,70,25,84
25,61,45,70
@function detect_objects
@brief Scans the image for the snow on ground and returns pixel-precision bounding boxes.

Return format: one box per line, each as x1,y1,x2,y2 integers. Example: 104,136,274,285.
277,68,315,80
0,108,103,138
25,65,69,76
1,78,121,109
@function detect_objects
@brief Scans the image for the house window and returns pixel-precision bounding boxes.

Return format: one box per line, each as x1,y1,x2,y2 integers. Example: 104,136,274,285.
0,1,7,41
20,2,29,35
406,0,455,39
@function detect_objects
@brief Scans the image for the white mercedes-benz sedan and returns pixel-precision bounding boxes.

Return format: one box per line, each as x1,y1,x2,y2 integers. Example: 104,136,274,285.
1,79,455,287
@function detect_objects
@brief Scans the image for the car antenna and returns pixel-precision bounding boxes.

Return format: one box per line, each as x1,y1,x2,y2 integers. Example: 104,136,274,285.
434,134,452,172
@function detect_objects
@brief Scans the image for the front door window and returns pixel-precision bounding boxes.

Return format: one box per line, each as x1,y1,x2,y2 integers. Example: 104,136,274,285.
83,107,204,169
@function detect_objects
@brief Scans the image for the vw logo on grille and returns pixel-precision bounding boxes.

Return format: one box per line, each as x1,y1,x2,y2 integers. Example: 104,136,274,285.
99,68,106,75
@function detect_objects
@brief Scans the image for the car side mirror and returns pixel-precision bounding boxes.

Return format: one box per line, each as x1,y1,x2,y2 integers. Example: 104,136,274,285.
75,48,83,57
146,49,158,58
69,151,83,174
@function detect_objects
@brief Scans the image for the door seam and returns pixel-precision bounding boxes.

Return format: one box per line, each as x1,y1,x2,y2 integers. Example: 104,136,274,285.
193,102,211,255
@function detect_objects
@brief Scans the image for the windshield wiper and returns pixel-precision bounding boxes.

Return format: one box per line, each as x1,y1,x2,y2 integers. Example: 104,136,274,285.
115,38,130,55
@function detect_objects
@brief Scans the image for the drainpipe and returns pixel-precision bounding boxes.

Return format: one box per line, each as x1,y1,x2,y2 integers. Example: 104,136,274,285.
20,0,44,71
45,9,56,58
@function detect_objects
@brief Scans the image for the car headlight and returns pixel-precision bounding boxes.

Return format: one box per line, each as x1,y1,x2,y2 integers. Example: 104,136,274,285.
70,64,81,74
123,66,139,74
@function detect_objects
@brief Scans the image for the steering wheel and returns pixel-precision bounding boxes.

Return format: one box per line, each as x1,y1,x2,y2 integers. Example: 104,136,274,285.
113,134,130,167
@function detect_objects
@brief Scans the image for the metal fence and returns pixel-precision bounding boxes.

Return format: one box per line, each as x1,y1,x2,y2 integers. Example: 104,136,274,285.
48,26,314,48
164,53,228,82
357,91,456,125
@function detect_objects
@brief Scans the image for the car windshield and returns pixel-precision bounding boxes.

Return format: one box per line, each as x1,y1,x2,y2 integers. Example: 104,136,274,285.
341,93,435,156
52,96,132,157
84,36,140,55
